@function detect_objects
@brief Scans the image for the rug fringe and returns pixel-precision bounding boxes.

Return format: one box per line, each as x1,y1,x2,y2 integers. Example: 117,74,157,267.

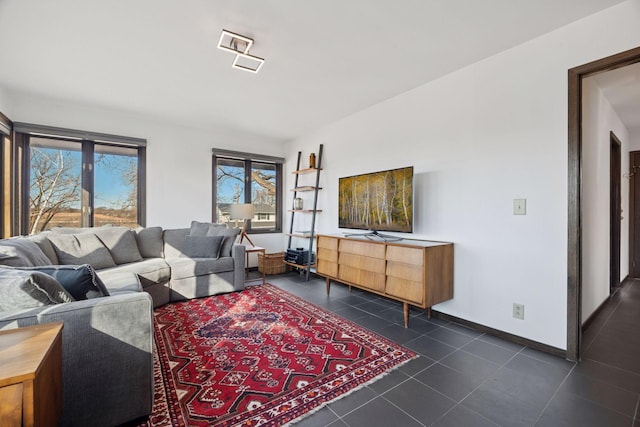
286,354,420,426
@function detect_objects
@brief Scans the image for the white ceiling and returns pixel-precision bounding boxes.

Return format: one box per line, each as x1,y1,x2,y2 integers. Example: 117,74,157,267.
592,62,640,132
0,0,628,142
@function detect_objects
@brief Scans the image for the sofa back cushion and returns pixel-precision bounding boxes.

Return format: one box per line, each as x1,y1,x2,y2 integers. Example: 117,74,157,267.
189,220,227,236
162,228,190,259
135,226,164,258
187,221,240,258
92,227,143,265
26,233,59,264
48,233,117,270
0,238,53,267
0,268,75,311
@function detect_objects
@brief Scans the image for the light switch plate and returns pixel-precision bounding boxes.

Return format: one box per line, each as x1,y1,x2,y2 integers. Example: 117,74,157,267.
513,199,526,215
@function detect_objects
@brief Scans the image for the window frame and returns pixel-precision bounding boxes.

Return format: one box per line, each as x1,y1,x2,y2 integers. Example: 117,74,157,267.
0,111,12,237
15,123,146,234
212,149,284,234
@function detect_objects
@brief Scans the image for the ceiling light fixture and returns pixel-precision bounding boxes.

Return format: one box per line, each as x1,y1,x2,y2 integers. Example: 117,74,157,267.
217,29,264,73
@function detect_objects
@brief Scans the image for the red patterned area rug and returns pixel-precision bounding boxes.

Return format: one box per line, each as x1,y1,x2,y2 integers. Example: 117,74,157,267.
142,283,416,426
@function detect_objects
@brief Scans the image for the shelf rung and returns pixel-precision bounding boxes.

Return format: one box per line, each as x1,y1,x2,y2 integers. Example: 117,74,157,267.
284,260,317,269
291,186,322,192
292,167,322,175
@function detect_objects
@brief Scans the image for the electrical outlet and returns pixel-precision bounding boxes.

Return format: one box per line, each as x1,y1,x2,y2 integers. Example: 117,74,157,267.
513,303,525,320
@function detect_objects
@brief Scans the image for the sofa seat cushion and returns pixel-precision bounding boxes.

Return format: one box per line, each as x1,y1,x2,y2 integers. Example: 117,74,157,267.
0,268,75,311
98,258,170,285
97,272,142,294
167,257,234,280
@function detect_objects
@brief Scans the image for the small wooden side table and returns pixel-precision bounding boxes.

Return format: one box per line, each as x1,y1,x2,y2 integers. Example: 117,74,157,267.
245,245,266,284
0,322,64,427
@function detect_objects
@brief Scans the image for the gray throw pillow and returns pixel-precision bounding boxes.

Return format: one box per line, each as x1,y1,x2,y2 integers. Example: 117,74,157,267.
205,227,240,257
0,268,75,311
48,233,117,270
135,226,164,258
14,264,110,300
189,220,227,237
92,227,143,265
0,238,53,267
182,235,225,258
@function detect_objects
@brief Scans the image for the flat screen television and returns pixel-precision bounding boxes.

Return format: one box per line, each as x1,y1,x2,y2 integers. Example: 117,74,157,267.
338,166,413,235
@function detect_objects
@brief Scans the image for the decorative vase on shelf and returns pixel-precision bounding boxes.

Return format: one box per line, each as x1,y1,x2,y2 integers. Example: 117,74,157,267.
309,153,316,169
294,197,304,210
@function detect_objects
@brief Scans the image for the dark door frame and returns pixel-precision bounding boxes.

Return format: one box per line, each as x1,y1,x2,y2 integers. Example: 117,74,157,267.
567,46,640,361
610,132,622,294
630,151,640,278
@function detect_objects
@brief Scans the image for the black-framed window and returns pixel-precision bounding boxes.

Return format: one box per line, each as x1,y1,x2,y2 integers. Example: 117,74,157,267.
15,123,146,234
212,149,284,233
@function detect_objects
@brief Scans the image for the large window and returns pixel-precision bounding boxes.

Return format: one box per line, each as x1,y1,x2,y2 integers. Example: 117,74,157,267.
213,149,283,233
16,123,146,234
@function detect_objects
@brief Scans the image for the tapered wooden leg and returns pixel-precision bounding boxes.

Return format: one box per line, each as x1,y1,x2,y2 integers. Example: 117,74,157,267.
326,277,331,296
427,307,431,319
403,303,410,328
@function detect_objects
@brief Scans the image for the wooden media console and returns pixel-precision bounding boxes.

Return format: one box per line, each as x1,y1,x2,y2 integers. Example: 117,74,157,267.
316,234,454,327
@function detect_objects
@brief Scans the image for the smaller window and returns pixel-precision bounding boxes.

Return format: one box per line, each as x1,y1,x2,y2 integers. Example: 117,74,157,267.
213,149,284,234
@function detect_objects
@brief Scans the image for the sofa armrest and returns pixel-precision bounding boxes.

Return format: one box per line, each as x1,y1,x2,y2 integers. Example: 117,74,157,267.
232,243,246,291
0,292,154,427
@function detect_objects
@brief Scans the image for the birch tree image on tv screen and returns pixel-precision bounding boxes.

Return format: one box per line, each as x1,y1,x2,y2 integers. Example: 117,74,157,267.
339,166,413,232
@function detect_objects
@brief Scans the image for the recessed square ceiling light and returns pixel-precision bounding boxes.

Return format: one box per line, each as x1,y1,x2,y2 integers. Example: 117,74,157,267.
217,30,253,55
232,52,265,73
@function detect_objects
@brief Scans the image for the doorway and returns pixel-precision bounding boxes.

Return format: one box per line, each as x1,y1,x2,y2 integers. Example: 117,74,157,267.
629,151,640,278
610,132,621,294
568,46,640,362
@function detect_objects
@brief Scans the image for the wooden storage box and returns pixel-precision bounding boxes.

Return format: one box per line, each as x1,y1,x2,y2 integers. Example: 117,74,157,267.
258,252,287,274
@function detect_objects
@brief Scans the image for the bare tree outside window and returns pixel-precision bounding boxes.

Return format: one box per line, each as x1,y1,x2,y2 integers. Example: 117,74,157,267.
214,156,280,232
28,137,141,234
29,146,81,234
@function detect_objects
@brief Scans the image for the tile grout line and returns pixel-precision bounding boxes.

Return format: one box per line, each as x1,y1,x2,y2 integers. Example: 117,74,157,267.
580,356,640,383
379,394,429,427
582,296,624,354
428,403,501,427
532,363,577,425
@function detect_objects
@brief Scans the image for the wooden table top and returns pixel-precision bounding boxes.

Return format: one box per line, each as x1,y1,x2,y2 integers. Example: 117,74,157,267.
0,322,64,387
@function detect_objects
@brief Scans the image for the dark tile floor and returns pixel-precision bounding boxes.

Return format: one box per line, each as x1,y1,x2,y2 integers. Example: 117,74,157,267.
258,272,640,426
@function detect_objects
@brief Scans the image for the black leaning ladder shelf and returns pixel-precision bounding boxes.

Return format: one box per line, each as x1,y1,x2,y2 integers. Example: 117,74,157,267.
286,144,323,281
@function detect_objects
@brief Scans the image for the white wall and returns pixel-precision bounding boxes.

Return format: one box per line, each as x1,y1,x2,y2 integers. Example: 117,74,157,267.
581,78,630,322
6,91,288,259
630,131,640,151
0,86,13,117
286,0,640,349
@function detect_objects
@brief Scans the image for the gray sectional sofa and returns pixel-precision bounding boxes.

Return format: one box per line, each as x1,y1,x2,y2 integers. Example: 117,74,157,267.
0,221,246,427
